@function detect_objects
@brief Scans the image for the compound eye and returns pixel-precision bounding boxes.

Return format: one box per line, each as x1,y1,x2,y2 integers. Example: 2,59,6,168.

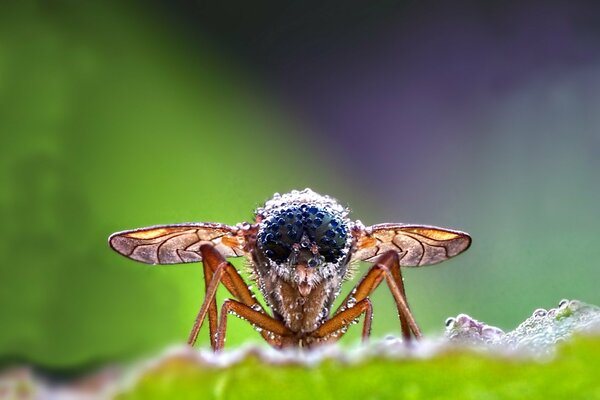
305,212,348,263
258,217,294,263
262,239,291,262
316,228,347,262
258,206,348,264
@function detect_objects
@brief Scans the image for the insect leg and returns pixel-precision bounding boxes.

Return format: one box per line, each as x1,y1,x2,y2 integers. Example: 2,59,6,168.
332,250,421,341
187,258,228,347
310,298,373,343
376,250,422,340
188,244,277,349
202,259,218,349
215,299,293,351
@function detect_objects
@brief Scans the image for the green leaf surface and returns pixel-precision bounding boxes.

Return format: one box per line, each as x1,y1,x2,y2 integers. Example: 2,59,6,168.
3,301,600,399
116,337,600,400
113,300,600,399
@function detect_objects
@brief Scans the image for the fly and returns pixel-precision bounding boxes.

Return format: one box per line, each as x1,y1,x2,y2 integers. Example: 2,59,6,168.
108,189,471,350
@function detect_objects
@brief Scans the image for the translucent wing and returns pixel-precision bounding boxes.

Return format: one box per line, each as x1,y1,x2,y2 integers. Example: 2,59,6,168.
351,223,471,266
108,223,248,265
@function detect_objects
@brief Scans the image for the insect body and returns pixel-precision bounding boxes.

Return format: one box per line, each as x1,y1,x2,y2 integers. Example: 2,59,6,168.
109,189,471,350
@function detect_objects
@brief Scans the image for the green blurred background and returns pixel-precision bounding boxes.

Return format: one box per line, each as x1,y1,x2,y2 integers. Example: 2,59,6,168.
1,1,599,371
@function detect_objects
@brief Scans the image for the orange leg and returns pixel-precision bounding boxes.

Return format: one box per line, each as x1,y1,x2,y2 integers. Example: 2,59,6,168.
311,298,373,342
202,260,218,349
325,250,421,343
188,244,279,349
382,251,413,340
215,299,293,351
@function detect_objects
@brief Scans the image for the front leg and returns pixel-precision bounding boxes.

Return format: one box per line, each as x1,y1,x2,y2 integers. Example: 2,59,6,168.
310,298,373,343
188,244,280,350
324,250,421,344
215,299,293,351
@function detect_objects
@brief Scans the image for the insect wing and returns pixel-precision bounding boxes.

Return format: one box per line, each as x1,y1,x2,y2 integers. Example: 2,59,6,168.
108,223,246,265
351,223,471,266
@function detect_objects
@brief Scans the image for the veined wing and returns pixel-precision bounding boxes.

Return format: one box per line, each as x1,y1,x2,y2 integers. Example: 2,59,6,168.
351,223,471,266
108,223,248,265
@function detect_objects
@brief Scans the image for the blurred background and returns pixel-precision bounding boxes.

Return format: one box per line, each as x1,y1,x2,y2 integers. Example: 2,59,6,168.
1,0,599,373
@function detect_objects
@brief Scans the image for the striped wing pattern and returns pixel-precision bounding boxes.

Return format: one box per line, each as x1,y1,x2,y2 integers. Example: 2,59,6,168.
108,223,246,265
351,223,471,267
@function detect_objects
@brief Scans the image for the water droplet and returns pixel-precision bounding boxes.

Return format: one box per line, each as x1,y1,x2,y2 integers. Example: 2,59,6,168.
559,299,570,308
567,300,582,313
533,308,547,318
346,297,357,308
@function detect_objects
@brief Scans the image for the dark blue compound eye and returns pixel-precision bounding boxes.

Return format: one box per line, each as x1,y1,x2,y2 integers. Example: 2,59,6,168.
259,205,349,264
263,240,291,262
302,211,348,263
